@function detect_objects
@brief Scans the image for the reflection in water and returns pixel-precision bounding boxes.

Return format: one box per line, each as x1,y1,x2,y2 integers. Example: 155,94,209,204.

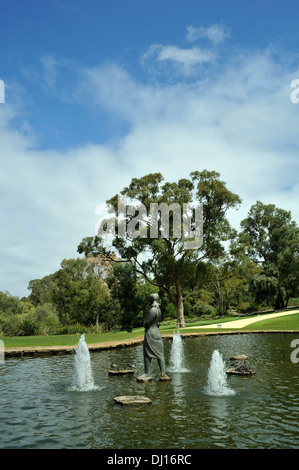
0,334,299,449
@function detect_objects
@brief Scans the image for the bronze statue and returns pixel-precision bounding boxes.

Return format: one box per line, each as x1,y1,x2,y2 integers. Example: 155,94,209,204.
137,293,171,382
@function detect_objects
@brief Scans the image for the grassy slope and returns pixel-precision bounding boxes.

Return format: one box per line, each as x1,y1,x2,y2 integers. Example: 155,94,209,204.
242,312,299,330
2,312,299,349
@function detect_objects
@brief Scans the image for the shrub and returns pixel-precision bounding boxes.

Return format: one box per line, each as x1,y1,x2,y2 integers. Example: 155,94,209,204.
164,302,176,319
193,301,217,317
32,303,60,334
236,301,256,314
0,314,20,336
54,323,88,335
17,317,40,336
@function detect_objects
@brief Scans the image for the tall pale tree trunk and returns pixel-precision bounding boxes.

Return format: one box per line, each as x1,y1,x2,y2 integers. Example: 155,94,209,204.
175,286,185,328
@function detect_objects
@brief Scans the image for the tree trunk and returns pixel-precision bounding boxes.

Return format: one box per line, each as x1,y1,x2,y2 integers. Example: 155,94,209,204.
176,288,185,328
274,291,284,310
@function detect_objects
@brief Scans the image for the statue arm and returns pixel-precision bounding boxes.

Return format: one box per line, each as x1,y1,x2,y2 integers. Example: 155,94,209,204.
143,307,158,330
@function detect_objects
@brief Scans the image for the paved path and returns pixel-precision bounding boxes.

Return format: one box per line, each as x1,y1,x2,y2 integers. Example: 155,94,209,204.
188,309,299,329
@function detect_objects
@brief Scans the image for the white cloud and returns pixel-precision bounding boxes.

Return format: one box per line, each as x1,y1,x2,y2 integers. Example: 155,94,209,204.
186,24,230,44
1,41,299,297
40,55,60,90
141,23,229,77
141,43,215,77
155,45,214,66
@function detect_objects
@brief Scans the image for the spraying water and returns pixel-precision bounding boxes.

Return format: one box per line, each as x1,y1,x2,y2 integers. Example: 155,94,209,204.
167,331,190,373
69,334,99,391
205,350,235,396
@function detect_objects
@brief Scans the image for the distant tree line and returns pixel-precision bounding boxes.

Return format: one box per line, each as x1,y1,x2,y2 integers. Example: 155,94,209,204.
1,170,299,336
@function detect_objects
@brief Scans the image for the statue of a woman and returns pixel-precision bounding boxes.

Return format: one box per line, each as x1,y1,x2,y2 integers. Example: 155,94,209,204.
137,293,171,381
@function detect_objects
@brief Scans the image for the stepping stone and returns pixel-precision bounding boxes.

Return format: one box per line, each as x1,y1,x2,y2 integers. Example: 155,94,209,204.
230,354,248,361
226,366,256,375
114,395,152,406
108,369,135,375
136,376,152,383
159,376,172,382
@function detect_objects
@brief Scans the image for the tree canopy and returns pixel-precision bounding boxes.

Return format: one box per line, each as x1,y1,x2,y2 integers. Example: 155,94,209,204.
236,201,299,309
78,170,241,326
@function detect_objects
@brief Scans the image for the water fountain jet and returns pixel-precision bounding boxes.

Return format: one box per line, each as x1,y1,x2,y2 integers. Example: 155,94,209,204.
167,330,190,373
69,334,99,391
205,350,235,396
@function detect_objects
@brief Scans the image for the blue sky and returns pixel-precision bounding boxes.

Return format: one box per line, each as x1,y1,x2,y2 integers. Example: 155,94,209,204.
1,0,299,297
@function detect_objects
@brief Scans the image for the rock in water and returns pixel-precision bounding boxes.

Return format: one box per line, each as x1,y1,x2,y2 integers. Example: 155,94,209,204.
230,354,248,361
159,375,172,382
108,368,135,375
114,396,152,406
136,375,152,383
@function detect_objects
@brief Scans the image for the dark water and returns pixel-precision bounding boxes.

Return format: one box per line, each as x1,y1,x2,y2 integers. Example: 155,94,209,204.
0,333,299,449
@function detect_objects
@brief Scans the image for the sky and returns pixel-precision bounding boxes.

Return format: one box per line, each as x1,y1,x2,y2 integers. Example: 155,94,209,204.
1,0,299,298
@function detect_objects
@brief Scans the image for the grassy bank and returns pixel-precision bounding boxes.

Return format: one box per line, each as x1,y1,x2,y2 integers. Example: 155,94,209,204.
2,311,299,349
242,312,299,330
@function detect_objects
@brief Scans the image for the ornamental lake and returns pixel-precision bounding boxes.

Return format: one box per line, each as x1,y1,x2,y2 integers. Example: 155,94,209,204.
0,333,298,449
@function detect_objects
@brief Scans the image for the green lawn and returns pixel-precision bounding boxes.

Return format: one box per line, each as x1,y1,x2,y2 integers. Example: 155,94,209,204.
242,312,299,330
2,312,299,349
2,330,145,349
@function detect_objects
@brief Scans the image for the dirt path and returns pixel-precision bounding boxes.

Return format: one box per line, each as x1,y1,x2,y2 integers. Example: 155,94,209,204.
189,309,299,329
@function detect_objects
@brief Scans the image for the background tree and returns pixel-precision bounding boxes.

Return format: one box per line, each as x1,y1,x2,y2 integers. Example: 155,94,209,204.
107,263,158,332
238,201,299,310
28,258,109,326
78,170,241,327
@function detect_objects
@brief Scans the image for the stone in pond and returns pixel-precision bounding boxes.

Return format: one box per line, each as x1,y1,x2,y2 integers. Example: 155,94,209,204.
159,375,172,382
230,354,248,361
108,369,135,375
226,365,256,375
136,375,152,383
114,395,152,406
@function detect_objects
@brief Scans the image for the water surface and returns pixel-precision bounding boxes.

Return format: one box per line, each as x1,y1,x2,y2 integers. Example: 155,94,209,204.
0,333,298,449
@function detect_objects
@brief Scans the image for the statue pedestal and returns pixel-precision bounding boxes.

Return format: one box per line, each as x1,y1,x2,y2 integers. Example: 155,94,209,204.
159,376,172,382
137,376,152,383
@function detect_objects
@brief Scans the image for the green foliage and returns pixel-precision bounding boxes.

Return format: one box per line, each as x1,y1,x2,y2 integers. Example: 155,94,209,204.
0,291,24,315
164,302,176,319
31,303,61,334
3,173,299,338
28,258,109,326
236,301,256,314
54,324,87,335
78,170,241,327
17,317,40,336
239,202,299,309
192,300,217,316
107,263,158,332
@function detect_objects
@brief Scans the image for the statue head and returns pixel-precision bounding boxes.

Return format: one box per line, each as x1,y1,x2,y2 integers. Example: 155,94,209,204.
149,293,159,303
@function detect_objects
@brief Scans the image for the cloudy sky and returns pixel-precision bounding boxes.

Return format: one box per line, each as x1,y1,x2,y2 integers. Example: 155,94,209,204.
1,0,299,298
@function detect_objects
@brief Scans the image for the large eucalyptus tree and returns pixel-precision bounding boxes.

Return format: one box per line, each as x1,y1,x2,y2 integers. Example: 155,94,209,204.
78,170,241,327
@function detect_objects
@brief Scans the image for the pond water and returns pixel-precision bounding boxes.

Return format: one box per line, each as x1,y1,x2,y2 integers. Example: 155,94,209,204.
0,333,298,449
